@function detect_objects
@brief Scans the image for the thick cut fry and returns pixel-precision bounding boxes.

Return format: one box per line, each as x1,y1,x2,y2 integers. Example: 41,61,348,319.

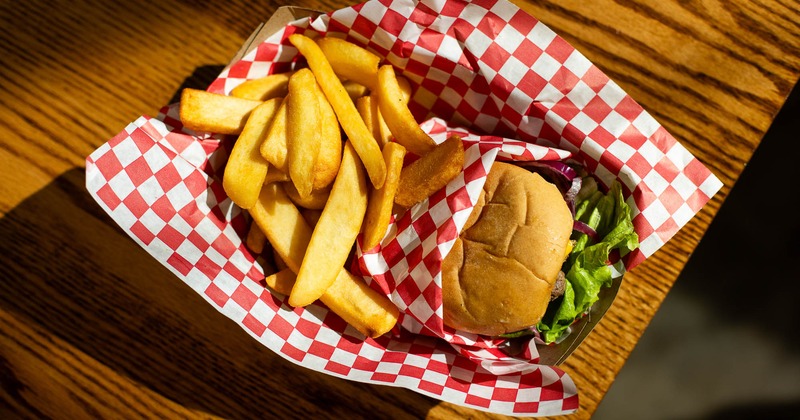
356,96,383,148
273,248,288,271
264,268,297,295
260,92,340,190
376,65,436,156
362,142,407,251
230,72,292,101
266,268,398,338
313,84,342,190
263,166,290,184
286,69,321,199
290,141,368,307
283,181,332,210
222,98,281,209
245,220,267,254
301,208,323,228
289,34,386,189
260,97,289,171
317,37,380,90
370,77,409,147
395,135,465,208
179,88,262,135
343,81,369,101
250,183,311,273
371,91,393,148
251,183,397,337
396,75,412,103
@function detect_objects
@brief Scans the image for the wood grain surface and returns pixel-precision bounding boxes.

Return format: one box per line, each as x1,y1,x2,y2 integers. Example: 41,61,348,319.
1,0,798,418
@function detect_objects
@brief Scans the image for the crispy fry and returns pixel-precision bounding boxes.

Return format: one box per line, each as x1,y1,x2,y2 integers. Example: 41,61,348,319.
273,248,288,271
324,269,398,338
284,181,332,210
372,91,393,148
356,95,383,148
250,183,311,274
313,83,342,190
263,166,290,184
362,142,406,251
343,81,369,101
317,37,380,90
266,268,398,338
251,183,397,338
301,208,323,228
395,135,465,208
286,69,321,199
290,141,368,307
230,72,292,101
260,90,340,190
376,65,436,156
245,220,267,254
222,98,281,209
289,34,386,189
396,75,412,103
264,268,296,296
259,97,289,171
179,88,262,135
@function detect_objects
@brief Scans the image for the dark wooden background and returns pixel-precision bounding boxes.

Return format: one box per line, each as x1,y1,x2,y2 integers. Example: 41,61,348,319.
2,0,798,418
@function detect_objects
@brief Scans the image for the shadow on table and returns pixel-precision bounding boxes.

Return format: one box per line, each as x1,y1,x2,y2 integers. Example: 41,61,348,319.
0,62,439,419
0,167,437,419
595,82,800,419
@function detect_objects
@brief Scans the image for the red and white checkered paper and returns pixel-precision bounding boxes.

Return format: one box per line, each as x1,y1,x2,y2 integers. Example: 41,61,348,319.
85,0,722,416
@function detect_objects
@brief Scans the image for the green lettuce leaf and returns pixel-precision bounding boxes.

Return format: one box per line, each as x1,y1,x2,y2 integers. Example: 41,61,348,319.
536,179,639,343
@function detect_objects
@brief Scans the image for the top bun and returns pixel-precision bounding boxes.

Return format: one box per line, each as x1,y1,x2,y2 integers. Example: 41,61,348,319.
441,162,573,336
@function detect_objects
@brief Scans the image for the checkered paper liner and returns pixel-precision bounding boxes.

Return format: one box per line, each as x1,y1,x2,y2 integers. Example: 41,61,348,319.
85,0,723,416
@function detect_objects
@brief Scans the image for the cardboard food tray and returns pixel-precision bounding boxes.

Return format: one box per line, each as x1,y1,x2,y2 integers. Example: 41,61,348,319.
86,0,723,416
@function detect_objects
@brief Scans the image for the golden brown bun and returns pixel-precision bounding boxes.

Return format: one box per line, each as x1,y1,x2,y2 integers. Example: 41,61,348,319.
441,162,573,336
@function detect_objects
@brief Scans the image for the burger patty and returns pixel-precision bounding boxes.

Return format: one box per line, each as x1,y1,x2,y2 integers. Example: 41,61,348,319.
549,271,566,302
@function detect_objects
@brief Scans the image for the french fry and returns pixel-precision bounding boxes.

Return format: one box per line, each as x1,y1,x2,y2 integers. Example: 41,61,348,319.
301,208,323,228
317,37,380,90
312,83,342,190
230,72,292,101
323,269,398,338
260,91,341,190
260,97,289,171
250,183,311,274
362,142,406,251
290,141,368,307
395,135,465,208
289,34,386,189
222,98,281,209
376,65,436,156
245,220,268,254
396,75,412,103
267,268,398,338
263,166,290,184
273,248,288,271
373,75,410,147
372,91,393,148
264,268,297,296
284,181,332,210
286,69,321,199
251,183,397,338
343,81,369,101
179,88,262,135
356,95,383,148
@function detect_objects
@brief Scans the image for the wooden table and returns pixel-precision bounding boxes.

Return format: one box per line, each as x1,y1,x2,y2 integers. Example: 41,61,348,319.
2,0,798,418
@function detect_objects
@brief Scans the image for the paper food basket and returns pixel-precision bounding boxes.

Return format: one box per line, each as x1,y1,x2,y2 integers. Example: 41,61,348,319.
85,0,723,416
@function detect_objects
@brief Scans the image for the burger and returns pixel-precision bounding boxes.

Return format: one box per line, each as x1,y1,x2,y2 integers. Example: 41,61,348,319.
441,161,639,342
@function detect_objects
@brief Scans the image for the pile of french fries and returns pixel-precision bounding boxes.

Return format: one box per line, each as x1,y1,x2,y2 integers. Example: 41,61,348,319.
179,34,466,338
